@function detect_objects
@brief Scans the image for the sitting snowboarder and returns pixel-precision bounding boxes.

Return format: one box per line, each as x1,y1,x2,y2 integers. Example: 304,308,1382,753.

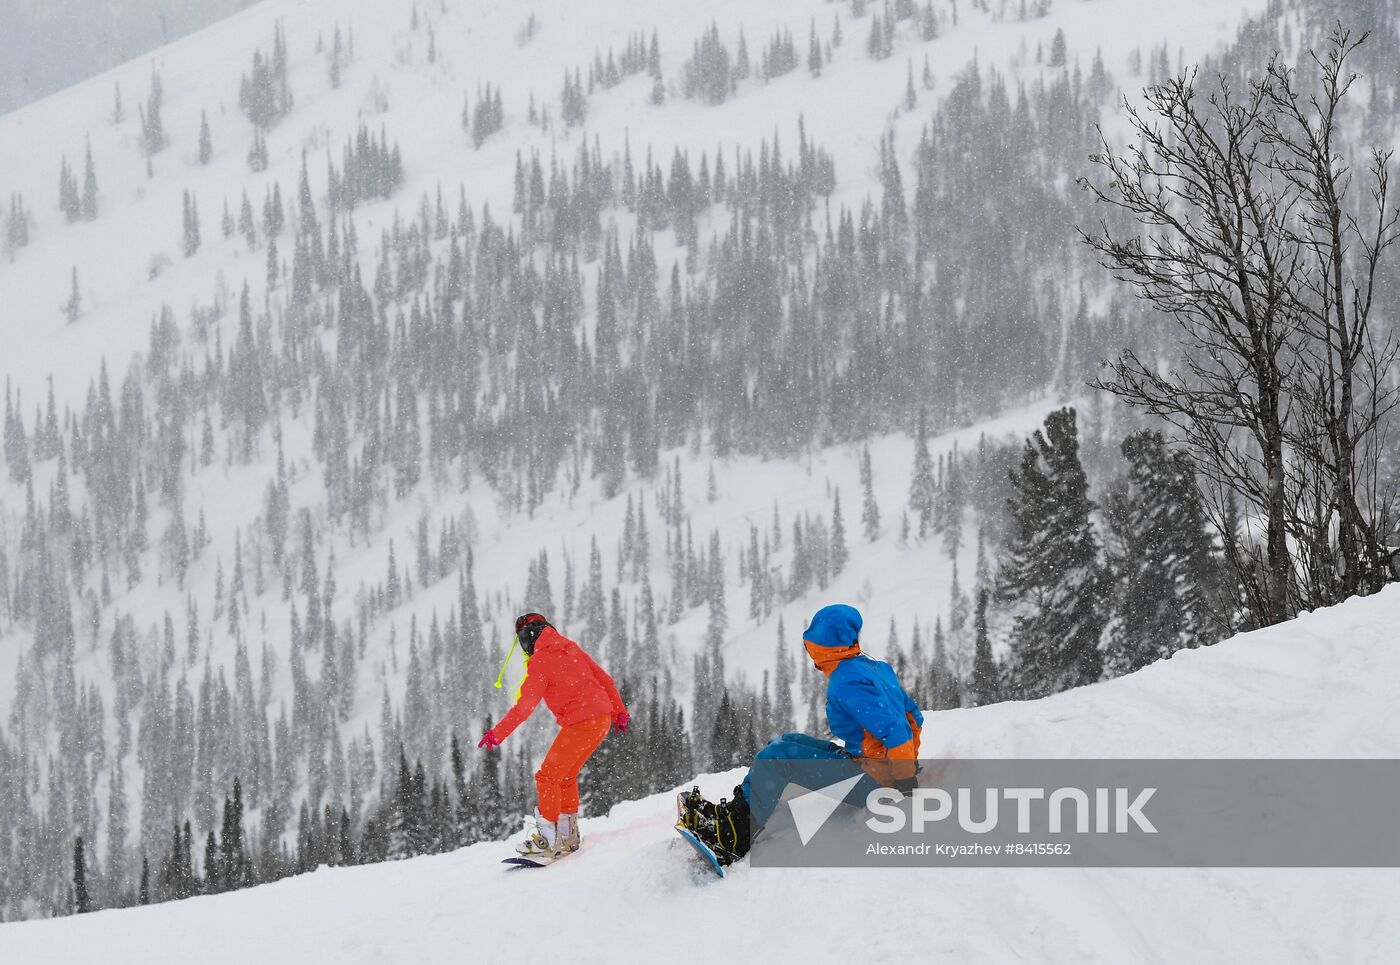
679,603,923,866
478,613,629,864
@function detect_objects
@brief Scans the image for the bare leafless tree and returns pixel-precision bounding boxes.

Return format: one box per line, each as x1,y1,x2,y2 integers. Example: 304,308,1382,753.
1258,25,1400,604
1078,70,1305,627
1080,25,1400,627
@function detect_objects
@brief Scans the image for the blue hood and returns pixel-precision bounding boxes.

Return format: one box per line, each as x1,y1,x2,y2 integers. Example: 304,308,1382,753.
803,604,863,649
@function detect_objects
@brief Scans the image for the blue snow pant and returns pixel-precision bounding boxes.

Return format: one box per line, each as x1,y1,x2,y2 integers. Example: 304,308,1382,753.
740,733,880,827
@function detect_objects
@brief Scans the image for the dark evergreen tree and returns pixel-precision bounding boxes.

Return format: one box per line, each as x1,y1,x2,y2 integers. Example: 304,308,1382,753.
330,26,344,88
997,408,1104,698
72,836,90,914
467,84,504,148
203,831,219,894
81,138,98,220
908,407,935,538
681,23,732,105
867,10,886,60
708,688,743,771
198,111,212,165
140,69,165,155
831,488,848,576
773,617,794,735
59,155,80,221
861,445,880,540
6,192,31,259
240,26,293,129
247,128,269,172
63,266,82,323
920,2,938,41
561,68,587,129
182,190,202,257
969,587,1000,705
1103,430,1224,675
219,778,248,889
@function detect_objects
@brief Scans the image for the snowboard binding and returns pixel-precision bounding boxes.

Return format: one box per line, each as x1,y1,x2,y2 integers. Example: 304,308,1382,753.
676,785,750,866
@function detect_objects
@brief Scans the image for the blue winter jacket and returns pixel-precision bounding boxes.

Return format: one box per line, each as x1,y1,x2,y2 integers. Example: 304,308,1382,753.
826,653,924,757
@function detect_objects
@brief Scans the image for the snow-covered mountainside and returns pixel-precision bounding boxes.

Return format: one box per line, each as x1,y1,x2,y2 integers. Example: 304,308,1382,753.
0,0,1290,922
6,585,1398,964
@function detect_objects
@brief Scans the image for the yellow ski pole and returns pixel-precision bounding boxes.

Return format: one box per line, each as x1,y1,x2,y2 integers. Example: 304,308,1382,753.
493,635,519,691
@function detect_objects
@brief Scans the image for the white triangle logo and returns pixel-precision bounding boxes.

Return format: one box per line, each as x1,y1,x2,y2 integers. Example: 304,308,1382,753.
787,774,867,846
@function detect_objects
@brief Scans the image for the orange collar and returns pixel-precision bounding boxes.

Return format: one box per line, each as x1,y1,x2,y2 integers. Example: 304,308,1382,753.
804,640,861,674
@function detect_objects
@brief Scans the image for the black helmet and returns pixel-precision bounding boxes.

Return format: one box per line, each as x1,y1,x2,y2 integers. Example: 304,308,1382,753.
514,612,551,655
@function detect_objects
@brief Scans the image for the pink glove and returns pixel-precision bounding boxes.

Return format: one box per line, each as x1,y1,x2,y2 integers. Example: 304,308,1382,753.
612,711,630,734
477,729,502,750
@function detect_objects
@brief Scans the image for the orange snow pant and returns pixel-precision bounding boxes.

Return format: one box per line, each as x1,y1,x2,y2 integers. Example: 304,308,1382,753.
536,714,611,823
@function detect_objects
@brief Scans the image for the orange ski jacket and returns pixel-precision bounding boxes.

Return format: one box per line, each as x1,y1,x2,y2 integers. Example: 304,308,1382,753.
491,626,626,742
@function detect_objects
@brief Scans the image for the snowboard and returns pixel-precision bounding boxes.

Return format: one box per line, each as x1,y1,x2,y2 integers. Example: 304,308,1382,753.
675,788,738,877
675,824,728,878
501,855,552,869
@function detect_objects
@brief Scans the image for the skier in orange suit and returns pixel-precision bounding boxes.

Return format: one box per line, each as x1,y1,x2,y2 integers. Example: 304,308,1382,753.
478,613,628,862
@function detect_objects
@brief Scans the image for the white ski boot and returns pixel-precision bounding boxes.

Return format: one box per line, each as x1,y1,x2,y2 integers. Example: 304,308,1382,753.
558,812,581,853
514,810,563,864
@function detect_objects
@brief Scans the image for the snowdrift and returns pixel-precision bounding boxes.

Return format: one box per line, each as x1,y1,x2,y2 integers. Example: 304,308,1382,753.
6,586,1398,964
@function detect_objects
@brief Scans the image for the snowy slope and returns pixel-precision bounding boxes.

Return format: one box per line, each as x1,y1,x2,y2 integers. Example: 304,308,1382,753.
6,586,1398,965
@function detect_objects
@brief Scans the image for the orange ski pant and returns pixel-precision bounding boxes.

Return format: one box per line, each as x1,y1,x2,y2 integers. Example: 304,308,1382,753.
536,714,611,823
